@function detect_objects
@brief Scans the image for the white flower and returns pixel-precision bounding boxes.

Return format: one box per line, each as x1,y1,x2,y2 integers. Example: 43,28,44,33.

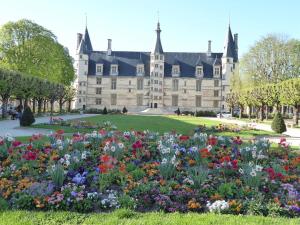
161,158,168,164
255,165,263,172
110,146,116,152
73,156,79,163
59,158,65,164
207,200,229,212
245,147,251,152
175,149,180,155
250,169,257,177
207,145,212,151
171,155,176,164
239,168,244,174
253,146,257,151
81,152,87,160
248,161,254,167
56,139,62,145
65,160,70,166
118,143,124,148
252,151,256,158
64,154,71,160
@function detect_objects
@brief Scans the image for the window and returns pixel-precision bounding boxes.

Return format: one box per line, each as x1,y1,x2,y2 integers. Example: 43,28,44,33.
154,80,158,84
129,88,131,93
79,90,82,94
183,89,186,94
111,78,117,90
214,80,219,87
233,63,235,69
155,55,159,60
184,81,187,87
137,66,144,75
222,74,225,80
172,95,178,107
85,60,88,65
96,77,102,84
96,87,102,94
111,94,117,105
213,100,219,108
222,86,225,91
155,72,158,77
129,80,131,85
196,96,202,107
214,90,219,97
96,65,103,74
137,78,143,90
80,55,82,59
96,98,101,105
137,94,143,106
214,67,220,76
196,66,203,76
79,98,81,103
111,65,118,75
160,55,163,60
196,80,202,92
155,64,158,68
160,65,163,70
172,65,180,76
79,82,82,86
227,59,230,63
172,79,179,91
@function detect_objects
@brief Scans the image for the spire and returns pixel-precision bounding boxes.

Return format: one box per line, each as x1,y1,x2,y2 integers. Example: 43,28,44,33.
154,21,163,54
83,27,93,53
223,24,235,59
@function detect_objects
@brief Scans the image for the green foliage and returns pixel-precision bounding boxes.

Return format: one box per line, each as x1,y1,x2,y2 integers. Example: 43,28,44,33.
12,193,35,210
131,168,146,181
218,182,237,198
103,107,108,115
49,164,65,187
20,106,35,126
122,106,128,114
0,197,9,210
187,166,209,188
271,112,287,133
118,195,137,210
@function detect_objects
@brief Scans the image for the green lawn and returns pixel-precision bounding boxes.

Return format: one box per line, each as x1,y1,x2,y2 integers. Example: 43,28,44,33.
0,209,299,225
31,115,277,138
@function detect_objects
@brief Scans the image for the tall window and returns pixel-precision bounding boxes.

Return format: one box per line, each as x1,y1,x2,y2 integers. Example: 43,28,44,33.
111,78,117,90
214,90,219,97
96,65,103,74
196,96,202,107
111,94,117,105
172,79,179,91
95,98,101,105
137,66,144,75
196,66,203,76
214,67,220,76
137,94,143,106
137,78,143,90
172,65,180,76
96,77,102,84
196,80,202,92
172,95,178,107
214,80,219,87
111,65,118,75
96,87,102,94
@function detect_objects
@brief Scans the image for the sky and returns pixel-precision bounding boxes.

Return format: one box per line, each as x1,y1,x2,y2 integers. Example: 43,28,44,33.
0,0,300,59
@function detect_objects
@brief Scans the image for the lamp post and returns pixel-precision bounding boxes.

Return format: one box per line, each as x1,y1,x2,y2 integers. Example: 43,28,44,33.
220,73,223,118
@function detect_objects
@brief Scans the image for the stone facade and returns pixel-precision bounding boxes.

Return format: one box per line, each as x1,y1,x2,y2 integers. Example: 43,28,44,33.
72,22,239,113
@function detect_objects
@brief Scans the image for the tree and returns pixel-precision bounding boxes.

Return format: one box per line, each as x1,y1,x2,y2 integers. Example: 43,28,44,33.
122,106,128,114
0,19,74,86
20,106,35,126
279,78,300,125
271,112,287,134
103,107,108,115
241,34,295,85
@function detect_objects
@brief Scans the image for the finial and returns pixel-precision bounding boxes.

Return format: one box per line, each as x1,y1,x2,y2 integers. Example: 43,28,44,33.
85,12,87,27
228,12,231,27
157,10,160,23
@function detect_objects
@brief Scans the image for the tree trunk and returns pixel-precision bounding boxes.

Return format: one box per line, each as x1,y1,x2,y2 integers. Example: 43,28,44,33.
43,100,47,113
1,98,8,119
32,98,36,114
37,99,43,114
239,105,243,119
265,106,269,120
59,99,63,114
260,105,264,121
248,106,251,119
293,105,299,126
68,100,71,112
50,100,54,116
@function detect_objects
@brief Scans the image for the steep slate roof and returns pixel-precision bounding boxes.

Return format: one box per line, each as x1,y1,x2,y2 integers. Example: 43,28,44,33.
87,51,223,78
79,27,93,54
154,22,163,54
223,25,236,61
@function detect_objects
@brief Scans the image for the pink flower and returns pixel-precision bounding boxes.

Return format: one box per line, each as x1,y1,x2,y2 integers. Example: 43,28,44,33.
12,141,22,147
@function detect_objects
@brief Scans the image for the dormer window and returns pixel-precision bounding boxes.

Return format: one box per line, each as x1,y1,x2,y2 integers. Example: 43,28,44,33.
96,64,103,75
214,66,220,77
195,66,203,77
110,65,118,75
172,65,180,77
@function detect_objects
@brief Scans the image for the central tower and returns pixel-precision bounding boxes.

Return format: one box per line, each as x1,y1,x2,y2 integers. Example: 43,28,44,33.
149,22,164,108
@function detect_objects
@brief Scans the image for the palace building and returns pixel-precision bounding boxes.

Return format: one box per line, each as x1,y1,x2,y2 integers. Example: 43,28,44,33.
72,21,239,113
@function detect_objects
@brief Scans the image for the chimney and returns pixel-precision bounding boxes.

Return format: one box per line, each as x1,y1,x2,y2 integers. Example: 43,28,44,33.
77,33,83,49
107,39,112,56
234,33,238,59
207,40,212,57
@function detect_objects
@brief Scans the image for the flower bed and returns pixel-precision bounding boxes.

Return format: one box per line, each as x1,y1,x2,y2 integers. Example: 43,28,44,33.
0,127,299,217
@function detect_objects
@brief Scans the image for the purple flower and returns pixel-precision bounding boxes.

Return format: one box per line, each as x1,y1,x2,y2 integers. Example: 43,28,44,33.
71,191,77,197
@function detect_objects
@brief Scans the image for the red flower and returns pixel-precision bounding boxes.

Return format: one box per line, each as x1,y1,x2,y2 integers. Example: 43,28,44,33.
98,164,108,174
283,165,289,172
179,135,189,141
232,159,238,169
0,139,4,145
132,140,142,149
199,148,211,158
220,156,231,163
208,136,217,146
23,151,37,160
100,154,111,163
56,130,64,135
12,141,22,147
27,145,33,151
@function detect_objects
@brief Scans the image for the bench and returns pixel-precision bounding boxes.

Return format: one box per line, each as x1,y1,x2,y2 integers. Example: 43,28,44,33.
286,122,295,128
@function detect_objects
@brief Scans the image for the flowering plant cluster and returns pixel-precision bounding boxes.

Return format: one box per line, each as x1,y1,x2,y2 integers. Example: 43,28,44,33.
0,125,299,217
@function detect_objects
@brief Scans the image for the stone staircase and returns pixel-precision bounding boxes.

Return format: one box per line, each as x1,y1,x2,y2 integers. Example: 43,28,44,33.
138,108,173,115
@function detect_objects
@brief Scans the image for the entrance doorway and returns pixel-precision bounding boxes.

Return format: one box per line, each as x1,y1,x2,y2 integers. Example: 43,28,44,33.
154,103,158,108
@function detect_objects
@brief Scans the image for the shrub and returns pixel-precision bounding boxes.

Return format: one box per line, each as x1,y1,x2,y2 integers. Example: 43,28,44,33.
20,106,35,126
103,107,108,115
175,108,181,115
195,110,216,117
84,108,103,114
181,111,195,116
122,106,128,114
49,164,65,188
0,197,9,210
271,112,287,133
